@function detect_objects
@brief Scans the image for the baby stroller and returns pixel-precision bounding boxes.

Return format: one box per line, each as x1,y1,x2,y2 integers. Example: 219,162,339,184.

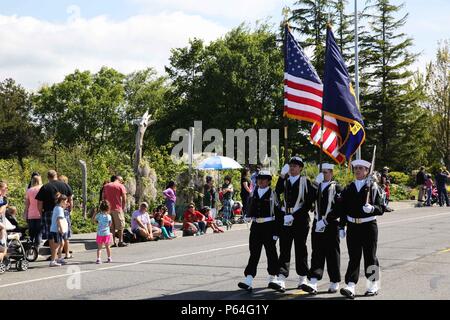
425,186,439,206
0,218,32,274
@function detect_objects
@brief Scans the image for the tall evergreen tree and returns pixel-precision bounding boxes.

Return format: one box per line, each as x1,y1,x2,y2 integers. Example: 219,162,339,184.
331,0,355,73
359,0,420,169
289,0,332,77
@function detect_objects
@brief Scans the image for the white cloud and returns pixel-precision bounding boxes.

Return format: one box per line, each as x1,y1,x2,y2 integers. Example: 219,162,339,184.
0,12,227,90
131,0,286,22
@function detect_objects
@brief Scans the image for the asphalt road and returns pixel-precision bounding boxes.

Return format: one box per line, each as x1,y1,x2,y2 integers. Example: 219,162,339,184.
1,206,450,300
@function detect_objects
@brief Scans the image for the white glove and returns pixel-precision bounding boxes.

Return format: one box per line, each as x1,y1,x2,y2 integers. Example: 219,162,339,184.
284,215,294,226
245,217,252,223
273,236,279,241
315,172,324,184
339,229,346,239
280,164,290,178
363,204,375,214
315,219,327,233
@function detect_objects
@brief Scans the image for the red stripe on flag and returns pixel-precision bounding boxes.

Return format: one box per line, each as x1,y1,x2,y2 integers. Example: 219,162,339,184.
321,127,332,143
310,122,346,165
311,122,320,138
284,107,322,124
284,79,324,97
287,108,340,133
285,93,323,109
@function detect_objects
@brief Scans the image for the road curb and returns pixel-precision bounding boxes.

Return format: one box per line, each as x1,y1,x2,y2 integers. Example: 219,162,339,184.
36,223,250,258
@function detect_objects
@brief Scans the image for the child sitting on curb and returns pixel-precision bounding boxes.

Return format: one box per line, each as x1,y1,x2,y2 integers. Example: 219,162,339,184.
200,207,224,233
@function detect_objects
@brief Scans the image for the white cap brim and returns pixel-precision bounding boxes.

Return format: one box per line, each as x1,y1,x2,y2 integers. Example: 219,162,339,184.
257,170,272,178
351,160,371,168
318,163,334,170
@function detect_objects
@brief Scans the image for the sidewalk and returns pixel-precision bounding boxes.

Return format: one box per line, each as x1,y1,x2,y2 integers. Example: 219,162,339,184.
37,221,249,258
388,200,416,211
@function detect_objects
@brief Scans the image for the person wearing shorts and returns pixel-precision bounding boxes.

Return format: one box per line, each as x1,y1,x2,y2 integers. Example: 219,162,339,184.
49,193,69,267
93,200,113,264
102,175,128,247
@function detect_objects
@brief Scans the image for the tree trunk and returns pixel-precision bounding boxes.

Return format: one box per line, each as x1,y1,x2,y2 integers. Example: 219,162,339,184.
133,112,154,204
79,160,87,219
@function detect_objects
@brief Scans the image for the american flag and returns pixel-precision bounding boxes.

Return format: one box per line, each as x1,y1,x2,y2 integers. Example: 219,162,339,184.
284,25,345,164
310,123,346,164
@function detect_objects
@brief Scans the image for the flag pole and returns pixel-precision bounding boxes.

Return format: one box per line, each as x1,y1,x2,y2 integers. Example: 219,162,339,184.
282,7,290,165
355,0,361,160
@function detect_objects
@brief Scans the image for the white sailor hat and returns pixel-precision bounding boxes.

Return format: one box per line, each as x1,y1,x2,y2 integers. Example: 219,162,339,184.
351,159,371,168
318,163,334,170
289,156,304,166
257,170,272,180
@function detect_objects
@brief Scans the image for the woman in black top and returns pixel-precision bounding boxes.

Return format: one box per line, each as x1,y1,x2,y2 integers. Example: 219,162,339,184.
240,168,252,217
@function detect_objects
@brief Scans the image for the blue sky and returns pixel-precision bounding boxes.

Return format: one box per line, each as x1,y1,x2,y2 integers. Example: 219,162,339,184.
0,0,448,89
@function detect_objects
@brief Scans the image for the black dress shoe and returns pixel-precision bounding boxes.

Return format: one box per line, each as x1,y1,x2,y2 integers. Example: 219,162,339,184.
268,282,285,293
328,288,338,294
300,284,317,295
238,282,252,292
340,288,355,299
364,290,378,297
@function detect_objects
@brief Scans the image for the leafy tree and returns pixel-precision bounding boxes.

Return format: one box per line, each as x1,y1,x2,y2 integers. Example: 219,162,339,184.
119,68,168,159
424,42,450,167
0,79,42,169
157,24,285,165
34,67,126,156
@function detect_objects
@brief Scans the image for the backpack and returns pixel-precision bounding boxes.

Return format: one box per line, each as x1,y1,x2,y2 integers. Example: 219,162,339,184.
122,228,134,243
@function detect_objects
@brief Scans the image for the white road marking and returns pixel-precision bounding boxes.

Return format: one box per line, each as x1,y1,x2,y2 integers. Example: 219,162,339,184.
0,244,247,289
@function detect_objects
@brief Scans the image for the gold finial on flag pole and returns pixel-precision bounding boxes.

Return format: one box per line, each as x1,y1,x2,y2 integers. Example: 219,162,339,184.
282,6,291,25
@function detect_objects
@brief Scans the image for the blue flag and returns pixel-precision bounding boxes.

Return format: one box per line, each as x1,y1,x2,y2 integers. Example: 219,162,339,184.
322,26,366,161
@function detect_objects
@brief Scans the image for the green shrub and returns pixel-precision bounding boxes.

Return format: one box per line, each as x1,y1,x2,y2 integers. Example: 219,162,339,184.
389,172,410,186
389,184,414,201
70,209,97,234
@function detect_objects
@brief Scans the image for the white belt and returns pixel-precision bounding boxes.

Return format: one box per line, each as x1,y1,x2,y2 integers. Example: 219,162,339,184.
253,217,275,224
282,204,303,214
347,216,376,224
